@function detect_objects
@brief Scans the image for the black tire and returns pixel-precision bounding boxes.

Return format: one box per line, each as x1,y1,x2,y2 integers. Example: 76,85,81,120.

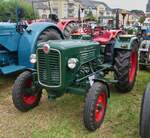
12,71,42,112
63,22,78,39
37,28,62,44
139,64,146,70
140,84,150,138
114,43,138,93
83,82,108,131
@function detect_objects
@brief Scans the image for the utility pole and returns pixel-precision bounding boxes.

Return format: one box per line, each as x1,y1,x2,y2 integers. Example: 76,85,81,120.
48,0,52,15
32,1,36,21
78,4,81,21
116,9,119,29
121,10,127,28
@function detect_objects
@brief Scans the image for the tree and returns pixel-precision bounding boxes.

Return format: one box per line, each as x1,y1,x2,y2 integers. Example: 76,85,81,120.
0,0,38,22
139,16,145,24
85,10,96,21
130,10,145,15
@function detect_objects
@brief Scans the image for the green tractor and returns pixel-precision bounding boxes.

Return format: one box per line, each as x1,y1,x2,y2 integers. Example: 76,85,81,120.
12,31,139,131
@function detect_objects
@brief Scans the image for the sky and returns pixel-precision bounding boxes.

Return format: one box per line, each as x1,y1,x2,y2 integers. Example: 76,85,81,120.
95,0,148,11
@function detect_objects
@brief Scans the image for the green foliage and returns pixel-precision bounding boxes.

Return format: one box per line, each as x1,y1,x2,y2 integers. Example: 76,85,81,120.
139,16,145,24
0,0,38,22
130,9,145,15
85,10,96,21
0,70,149,137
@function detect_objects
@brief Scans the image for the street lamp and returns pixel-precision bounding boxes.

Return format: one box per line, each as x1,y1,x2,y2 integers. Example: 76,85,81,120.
121,9,127,27
115,9,119,29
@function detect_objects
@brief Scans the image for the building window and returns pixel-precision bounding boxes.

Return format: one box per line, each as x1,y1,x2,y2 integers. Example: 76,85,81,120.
64,4,68,18
53,8,58,15
42,14,47,19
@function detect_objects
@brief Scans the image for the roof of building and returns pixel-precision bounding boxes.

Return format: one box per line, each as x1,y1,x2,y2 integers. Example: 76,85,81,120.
80,0,96,8
26,0,112,11
26,0,49,10
92,0,112,11
80,0,112,11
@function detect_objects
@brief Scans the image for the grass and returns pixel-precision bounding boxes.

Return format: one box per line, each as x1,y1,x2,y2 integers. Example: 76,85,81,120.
0,70,149,138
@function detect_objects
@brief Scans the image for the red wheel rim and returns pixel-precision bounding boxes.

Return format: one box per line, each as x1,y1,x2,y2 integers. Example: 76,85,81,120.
95,92,107,122
23,96,36,105
23,79,37,105
129,51,137,82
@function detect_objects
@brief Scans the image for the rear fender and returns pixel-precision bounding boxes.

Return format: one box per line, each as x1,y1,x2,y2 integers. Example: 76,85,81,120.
139,40,150,52
57,19,76,31
18,22,64,68
114,35,138,50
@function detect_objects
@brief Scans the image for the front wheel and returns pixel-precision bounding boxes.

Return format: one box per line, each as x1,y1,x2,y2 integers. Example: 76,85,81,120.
12,71,42,112
83,82,108,131
140,84,150,138
114,44,138,93
139,64,146,70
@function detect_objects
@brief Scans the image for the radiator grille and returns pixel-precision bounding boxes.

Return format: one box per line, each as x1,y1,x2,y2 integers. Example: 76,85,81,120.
37,48,61,87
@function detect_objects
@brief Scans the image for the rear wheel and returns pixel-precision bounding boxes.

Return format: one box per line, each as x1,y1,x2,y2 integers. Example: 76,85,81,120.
114,43,138,93
139,64,146,70
63,22,78,39
12,71,42,112
83,82,108,131
140,84,150,138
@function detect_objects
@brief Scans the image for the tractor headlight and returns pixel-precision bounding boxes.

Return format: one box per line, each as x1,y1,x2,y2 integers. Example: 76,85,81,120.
68,58,78,69
142,44,146,48
30,54,36,64
43,43,50,54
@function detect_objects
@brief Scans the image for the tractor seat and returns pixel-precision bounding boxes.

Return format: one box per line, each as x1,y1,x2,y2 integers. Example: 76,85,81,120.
111,31,117,38
93,31,112,45
109,30,123,39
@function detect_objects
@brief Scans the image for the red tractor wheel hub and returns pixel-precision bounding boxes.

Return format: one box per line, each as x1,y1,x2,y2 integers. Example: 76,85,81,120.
22,79,37,105
95,92,107,122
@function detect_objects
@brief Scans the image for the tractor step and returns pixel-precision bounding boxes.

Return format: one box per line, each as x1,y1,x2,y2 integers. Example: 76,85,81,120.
0,50,8,54
0,65,26,74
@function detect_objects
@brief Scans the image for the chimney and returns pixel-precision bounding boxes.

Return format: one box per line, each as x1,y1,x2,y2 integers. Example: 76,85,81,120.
146,0,150,12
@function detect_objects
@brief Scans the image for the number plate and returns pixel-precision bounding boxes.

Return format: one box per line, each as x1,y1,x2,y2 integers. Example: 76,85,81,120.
88,75,95,86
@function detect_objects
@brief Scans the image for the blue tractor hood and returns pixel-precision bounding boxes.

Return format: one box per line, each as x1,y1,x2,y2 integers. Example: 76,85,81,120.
0,22,16,30
0,22,21,52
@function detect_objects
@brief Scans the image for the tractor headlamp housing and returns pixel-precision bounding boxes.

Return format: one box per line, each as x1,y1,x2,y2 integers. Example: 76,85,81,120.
68,58,78,69
30,54,37,64
142,44,146,48
43,43,50,54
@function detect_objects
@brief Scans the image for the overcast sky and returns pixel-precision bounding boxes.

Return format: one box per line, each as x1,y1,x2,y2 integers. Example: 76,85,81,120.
94,0,148,11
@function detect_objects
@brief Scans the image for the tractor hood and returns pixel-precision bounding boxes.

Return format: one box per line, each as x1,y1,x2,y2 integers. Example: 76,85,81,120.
36,40,100,90
37,40,100,64
0,22,16,30
0,22,21,52
38,40,99,51
114,35,138,50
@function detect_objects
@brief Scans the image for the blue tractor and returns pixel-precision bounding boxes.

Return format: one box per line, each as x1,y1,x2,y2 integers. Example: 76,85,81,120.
0,8,64,75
